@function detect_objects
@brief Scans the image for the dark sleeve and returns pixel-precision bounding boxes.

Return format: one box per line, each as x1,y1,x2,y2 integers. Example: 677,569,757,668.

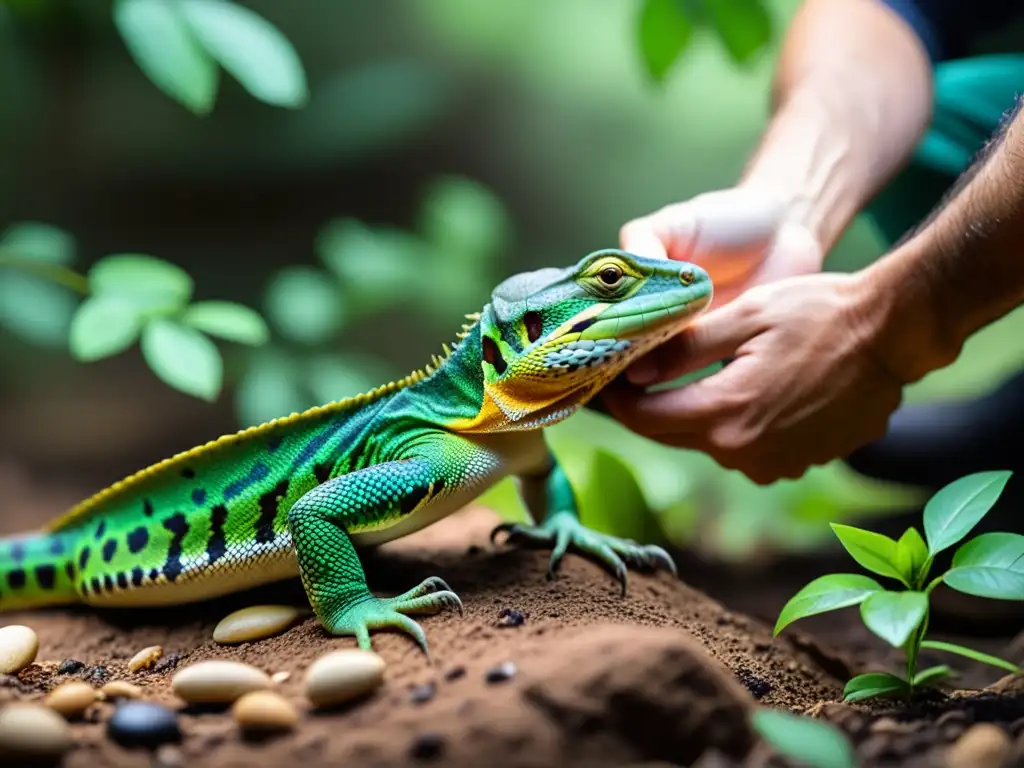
880,0,1023,61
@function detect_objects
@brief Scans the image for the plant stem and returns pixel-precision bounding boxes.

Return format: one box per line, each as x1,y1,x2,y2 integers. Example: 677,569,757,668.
0,254,89,294
924,575,944,594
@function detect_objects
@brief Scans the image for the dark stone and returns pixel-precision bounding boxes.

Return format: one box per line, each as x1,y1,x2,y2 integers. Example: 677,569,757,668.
107,701,182,748
408,732,444,761
57,658,86,675
409,682,436,704
734,668,772,700
484,661,516,684
497,608,525,628
443,666,465,682
153,653,183,674
87,665,109,683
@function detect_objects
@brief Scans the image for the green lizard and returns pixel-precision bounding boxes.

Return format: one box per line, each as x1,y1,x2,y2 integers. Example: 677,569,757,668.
0,249,712,652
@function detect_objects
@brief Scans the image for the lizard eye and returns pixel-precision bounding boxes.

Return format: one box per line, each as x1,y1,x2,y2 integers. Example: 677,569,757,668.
482,335,507,375
524,311,543,343
598,265,623,287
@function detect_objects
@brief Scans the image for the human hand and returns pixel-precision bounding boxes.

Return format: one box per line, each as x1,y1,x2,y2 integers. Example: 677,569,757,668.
619,186,824,308
602,272,906,484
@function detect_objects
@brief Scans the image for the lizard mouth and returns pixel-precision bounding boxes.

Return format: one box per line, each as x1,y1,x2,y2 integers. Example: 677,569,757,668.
551,288,711,344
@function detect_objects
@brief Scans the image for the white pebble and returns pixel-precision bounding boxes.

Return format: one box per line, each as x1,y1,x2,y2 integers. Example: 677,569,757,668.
100,680,143,700
213,605,301,645
171,660,271,704
271,671,291,684
232,690,299,732
0,625,38,675
43,681,97,718
128,645,163,673
0,703,74,758
304,649,386,709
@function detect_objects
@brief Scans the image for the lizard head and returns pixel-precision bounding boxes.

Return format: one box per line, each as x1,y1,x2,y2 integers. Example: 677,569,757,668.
471,248,712,431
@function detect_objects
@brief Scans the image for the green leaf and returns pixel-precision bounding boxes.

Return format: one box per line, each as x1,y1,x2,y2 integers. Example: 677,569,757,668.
750,708,857,768
140,318,223,401
912,664,955,688
0,269,77,347
895,527,930,586
234,349,308,427
180,0,308,108
637,0,694,83
113,0,218,114
578,448,664,545
181,300,269,345
924,470,1012,556
418,176,510,262
944,532,1024,600
920,640,1021,674
842,672,909,703
830,523,904,582
0,222,74,263
859,591,928,648
263,266,344,345
68,296,143,361
88,254,194,313
703,0,772,66
773,573,883,636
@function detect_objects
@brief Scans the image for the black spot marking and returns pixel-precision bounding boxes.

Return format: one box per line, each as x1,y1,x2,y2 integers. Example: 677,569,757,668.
78,547,91,571
149,568,160,581
80,580,90,595
35,565,56,590
49,537,65,556
313,461,332,484
9,542,25,563
434,478,446,494
94,521,106,540
567,364,579,374
126,527,149,554
64,562,75,581
103,574,113,592
116,572,128,590
181,467,196,479
400,483,432,517
255,480,289,544
102,539,118,563
7,569,26,589
191,488,207,506
570,318,595,334
90,576,102,594
162,513,189,582
143,499,154,517
207,505,229,565
268,435,283,452
482,335,507,375
131,566,144,587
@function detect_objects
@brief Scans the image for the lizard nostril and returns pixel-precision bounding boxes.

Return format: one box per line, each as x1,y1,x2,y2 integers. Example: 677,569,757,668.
680,269,695,286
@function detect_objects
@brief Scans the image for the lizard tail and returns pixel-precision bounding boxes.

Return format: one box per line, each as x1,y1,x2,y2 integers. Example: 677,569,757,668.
0,530,81,611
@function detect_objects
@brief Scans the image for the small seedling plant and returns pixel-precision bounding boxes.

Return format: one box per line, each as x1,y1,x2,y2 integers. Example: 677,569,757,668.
775,470,1023,702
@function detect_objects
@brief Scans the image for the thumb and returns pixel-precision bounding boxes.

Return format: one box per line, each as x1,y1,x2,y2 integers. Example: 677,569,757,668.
625,294,765,386
620,202,701,261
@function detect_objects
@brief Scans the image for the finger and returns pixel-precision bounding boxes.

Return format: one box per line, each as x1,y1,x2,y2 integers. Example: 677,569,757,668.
625,294,766,386
619,216,670,260
603,372,731,439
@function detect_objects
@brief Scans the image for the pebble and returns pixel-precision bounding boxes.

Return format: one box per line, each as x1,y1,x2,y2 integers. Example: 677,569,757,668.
304,649,386,708
485,661,516,684
409,732,445,761
107,701,182,748
0,702,74,758
0,625,38,675
497,608,525,628
409,682,436,704
172,660,271,704
271,670,291,684
213,605,302,644
44,681,97,718
128,645,163,673
155,744,185,768
153,653,183,673
232,690,300,733
946,723,1011,768
101,680,143,700
444,666,466,682
57,658,85,675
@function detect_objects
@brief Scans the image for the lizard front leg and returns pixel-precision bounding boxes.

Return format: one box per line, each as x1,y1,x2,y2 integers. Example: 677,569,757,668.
288,436,492,654
492,443,677,595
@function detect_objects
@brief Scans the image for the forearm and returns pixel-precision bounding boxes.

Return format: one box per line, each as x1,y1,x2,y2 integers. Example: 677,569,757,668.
862,98,1024,382
741,0,933,254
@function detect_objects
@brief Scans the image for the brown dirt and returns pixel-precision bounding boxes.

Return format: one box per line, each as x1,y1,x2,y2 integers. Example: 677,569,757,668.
4,468,1024,767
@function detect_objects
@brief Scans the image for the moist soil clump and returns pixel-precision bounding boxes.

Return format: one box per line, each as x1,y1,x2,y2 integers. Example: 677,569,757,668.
1,498,1024,767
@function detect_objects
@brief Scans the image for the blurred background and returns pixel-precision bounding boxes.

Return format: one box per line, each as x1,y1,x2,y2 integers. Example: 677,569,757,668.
4,0,1024,568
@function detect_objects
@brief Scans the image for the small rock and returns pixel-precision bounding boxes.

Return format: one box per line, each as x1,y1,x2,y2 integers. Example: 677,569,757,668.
870,717,918,735
154,744,185,768
107,701,182,748
86,665,108,683
271,671,291,684
946,723,1010,768
232,690,300,733
44,680,97,719
128,645,163,673
101,680,143,700
154,653,183,674
485,661,516,684
172,660,271,705
735,669,772,700
0,625,39,675
304,649,386,709
409,682,436,704
214,605,302,644
0,702,74,758
57,659,85,675
497,608,525,627
444,666,466,682
409,732,445,761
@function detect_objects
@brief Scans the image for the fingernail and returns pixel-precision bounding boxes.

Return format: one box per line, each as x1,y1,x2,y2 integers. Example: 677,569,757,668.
626,360,657,386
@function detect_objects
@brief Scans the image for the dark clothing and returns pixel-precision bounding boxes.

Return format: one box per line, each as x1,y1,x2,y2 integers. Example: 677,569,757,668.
881,0,1024,61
